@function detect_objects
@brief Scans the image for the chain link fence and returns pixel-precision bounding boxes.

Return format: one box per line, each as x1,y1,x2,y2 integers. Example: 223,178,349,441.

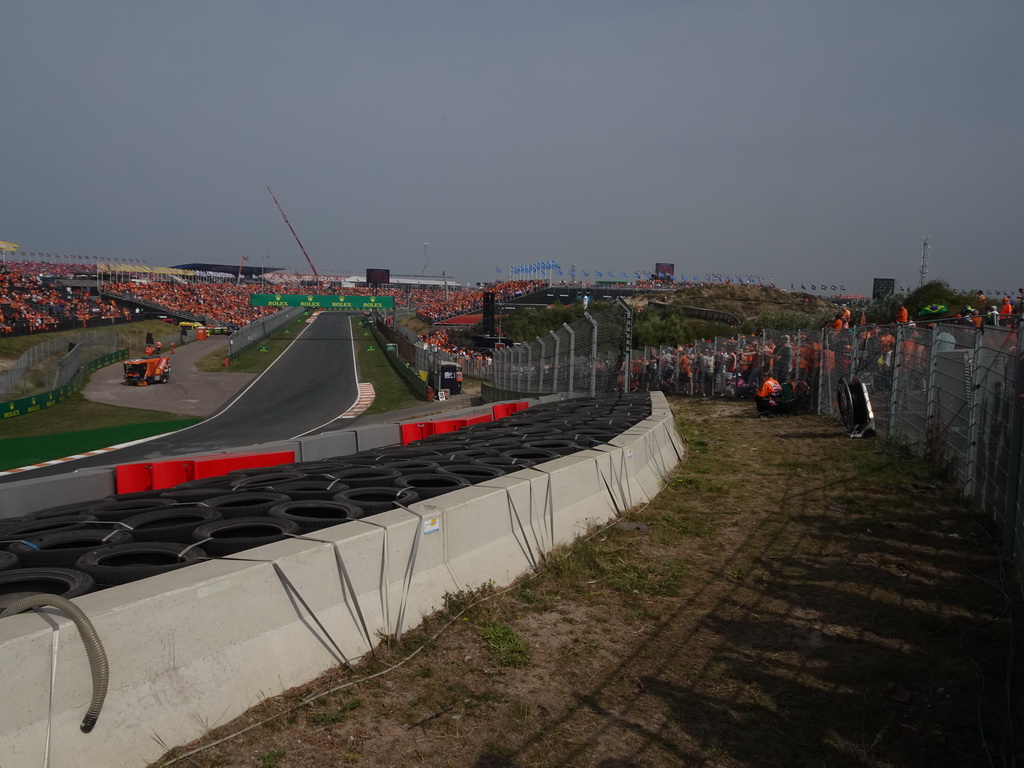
0,331,127,399
484,300,631,401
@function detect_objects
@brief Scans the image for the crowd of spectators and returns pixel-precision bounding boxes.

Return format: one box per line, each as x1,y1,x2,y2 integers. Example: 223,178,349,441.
1,267,130,335
105,282,279,327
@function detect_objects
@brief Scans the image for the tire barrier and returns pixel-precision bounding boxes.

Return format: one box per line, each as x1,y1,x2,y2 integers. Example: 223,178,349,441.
121,507,223,543
394,473,471,499
6,530,134,567
0,567,96,610
331,486,421,514
267,500,365,533
0,551,20,571
0,391,683,768
75,543,209,586
200,492,292,518
1,514,100,539
0,394,656,597
191,516,303,556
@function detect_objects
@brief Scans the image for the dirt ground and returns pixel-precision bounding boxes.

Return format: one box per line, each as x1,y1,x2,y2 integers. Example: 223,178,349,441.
151,397,1020,768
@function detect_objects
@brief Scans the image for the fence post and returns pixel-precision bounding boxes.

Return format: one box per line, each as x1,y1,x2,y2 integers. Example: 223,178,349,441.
564,323,575,397
618,298,633,394
963,329,984,497
549,330,560,394
587,312,598,397
1002,326,1024,559
535,336,546,394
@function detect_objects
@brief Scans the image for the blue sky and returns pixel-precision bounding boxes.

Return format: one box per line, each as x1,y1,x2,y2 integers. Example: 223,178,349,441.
2,1,1021,295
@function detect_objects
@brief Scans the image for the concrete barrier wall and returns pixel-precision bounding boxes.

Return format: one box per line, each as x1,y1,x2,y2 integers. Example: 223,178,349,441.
0,394,683,767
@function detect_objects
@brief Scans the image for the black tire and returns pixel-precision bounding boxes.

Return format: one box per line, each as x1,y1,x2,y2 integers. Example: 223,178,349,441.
264,479,350,501
438,463,507,482
200,492,292,518
446,449,501,462
267,500,365,532
87,498,175,522
328,467,402,489
103,489,173,502
0,551,19,571
170,476,238,491
0,568,95,611
499,448,561,463
75,542,208,586
475,456,537,470
7,529,133,567
159,487,241,503
377,459,442,473
230,472,308,490
191,516,302,556
122,506,223,543
522,439,582,457
332,487,420,514
280,462,354,478
21,501,103,520
1,514,100,539
394,473,470,499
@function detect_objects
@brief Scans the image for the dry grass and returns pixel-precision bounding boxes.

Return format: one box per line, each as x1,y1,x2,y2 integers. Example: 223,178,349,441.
150,397,1018,768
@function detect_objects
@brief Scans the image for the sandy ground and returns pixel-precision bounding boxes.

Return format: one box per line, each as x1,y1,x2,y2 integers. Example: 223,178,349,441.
81,336,256,418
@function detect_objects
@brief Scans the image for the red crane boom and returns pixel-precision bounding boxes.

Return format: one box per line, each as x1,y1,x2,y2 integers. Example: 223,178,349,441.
267,187,320,280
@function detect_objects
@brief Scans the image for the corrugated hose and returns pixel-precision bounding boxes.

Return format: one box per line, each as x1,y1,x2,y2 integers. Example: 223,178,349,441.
0,594,109,733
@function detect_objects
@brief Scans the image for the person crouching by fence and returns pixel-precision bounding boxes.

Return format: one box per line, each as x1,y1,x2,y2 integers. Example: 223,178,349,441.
755,376,784,417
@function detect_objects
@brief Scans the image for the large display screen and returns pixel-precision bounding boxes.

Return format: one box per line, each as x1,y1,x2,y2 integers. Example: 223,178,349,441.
366,268,391,284
654,262,675,278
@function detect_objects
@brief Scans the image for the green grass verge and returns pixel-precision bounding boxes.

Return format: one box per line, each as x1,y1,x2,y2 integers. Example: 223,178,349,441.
0,415,200,471
351,319,423,415
194,317,311,373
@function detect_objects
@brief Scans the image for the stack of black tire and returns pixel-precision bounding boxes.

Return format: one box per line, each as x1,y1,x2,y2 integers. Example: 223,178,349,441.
0,394,651,607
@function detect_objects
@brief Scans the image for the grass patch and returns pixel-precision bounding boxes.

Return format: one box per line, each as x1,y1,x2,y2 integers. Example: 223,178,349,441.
479,621,530,667
195,317,310,373
0,416,200,470
351,319,422,415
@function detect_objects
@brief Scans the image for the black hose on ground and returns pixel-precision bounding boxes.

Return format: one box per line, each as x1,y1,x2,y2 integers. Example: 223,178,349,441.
0,594,109,733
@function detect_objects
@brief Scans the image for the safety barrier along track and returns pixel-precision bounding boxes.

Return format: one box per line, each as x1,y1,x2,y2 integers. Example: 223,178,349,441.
0,392,683,768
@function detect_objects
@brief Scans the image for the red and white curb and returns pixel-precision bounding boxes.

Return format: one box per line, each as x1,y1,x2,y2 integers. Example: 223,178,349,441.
0,434,173,477
1,446,122,476
339,383,375,419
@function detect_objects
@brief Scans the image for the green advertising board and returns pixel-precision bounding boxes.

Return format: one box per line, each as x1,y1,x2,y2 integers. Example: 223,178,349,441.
250,294,395,310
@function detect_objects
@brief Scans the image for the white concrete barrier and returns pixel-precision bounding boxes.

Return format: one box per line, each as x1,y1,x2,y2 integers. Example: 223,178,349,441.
0,393,684,767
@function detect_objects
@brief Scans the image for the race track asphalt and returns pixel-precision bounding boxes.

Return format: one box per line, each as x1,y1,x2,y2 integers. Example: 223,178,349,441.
0,312,361,483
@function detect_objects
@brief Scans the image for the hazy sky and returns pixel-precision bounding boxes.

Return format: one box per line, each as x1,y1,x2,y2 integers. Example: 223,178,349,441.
3,2,1021,295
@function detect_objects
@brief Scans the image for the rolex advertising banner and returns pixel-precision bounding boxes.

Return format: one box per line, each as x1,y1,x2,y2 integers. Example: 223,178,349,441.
250,294,395,310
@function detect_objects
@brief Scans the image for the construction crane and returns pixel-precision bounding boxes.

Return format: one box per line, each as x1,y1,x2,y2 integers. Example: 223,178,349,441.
267,187,320,283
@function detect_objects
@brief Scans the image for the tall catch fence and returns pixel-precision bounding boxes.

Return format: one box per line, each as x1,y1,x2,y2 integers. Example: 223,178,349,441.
628,321,1023,589
484,300,632,401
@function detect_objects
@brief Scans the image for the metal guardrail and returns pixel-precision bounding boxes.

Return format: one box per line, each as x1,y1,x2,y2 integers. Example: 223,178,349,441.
227,308,304,359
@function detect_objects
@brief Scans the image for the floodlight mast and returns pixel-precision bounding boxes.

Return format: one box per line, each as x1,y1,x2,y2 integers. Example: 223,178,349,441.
267,187,320,284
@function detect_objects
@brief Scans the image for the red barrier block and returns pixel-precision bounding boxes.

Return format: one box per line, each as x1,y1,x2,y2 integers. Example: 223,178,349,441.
190,450,296,480
401,423,432,445
150,460,194,490
462,414,492,426
430,419,460,435
491,404,513,420
513,401,530,413
115,463,153,494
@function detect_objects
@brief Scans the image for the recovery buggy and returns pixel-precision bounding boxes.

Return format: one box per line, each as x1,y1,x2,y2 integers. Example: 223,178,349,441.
123,356,171,385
